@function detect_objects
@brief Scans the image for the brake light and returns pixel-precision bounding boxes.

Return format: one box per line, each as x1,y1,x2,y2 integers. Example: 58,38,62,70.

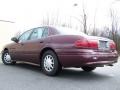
88,40,98,49
75,40,98,49
110,41,116,49
75,40,89,48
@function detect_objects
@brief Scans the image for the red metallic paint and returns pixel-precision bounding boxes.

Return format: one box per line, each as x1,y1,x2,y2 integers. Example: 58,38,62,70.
2,26,118,67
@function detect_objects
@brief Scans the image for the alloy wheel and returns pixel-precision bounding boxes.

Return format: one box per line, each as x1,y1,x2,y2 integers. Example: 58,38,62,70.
43,55,54,72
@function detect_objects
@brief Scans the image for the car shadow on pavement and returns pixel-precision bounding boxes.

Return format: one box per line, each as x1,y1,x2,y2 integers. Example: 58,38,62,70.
58,68,111,81
6,62,112,81
12,62,41,72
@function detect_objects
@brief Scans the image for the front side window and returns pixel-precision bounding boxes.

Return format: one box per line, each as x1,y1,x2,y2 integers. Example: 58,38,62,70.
19,30,32,42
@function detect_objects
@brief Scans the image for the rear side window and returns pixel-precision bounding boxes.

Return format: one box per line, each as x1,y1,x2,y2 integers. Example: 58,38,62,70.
29,27,46,40
38,28,44,39
42,28,48,38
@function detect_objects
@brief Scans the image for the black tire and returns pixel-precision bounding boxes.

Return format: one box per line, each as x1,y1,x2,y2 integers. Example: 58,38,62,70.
81,66,96,72
2,50,16,65
41,50,61,76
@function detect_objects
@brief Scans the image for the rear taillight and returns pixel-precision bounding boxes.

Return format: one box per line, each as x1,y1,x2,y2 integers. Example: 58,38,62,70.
75,40,89,48
88,40,98,49
75,39,98,49
110,41,116,49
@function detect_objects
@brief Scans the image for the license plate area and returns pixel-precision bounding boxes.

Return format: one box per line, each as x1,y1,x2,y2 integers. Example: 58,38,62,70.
99,40,109,50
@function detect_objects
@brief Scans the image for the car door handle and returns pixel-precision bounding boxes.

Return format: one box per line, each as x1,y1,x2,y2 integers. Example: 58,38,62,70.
11,48,15,49
40,41,44,43
21,43,24,45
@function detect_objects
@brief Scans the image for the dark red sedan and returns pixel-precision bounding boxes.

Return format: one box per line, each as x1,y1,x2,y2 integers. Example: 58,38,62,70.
1,26,118,76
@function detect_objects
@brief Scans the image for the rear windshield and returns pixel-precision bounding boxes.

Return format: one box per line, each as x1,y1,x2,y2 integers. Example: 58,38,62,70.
55,27,87,36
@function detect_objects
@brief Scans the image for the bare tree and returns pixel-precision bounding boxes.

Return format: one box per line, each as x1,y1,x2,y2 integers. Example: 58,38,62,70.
109,9,119,49
41,11,73,28
82,7,87,34
100,26,110,37
110,9,118,41
73,3,88,34
91,8,98,36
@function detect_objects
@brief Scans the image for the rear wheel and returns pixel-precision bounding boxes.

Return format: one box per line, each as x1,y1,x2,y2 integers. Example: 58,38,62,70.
2,50,16,65
81,66,96,72
41,50,61,76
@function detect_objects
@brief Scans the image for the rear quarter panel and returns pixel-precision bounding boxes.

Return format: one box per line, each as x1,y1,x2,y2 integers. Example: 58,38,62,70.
50,35,85,49
49,35,118,67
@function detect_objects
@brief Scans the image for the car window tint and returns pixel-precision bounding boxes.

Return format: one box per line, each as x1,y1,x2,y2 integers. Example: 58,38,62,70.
42,28,48,38
19,30,32,42
29,29,38,40
29,27,44,40
37,28,44,39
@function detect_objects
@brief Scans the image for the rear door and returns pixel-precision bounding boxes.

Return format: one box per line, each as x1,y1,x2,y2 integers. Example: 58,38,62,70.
20,27,48,63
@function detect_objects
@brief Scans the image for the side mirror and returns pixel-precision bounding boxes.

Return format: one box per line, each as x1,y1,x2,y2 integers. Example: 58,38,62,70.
11,37,19,43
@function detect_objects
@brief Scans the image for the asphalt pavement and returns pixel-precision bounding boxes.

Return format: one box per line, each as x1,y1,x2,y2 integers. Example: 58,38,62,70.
0,56,120,90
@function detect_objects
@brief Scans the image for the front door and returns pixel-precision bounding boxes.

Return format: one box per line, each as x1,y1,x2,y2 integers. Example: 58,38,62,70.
13,29,33,61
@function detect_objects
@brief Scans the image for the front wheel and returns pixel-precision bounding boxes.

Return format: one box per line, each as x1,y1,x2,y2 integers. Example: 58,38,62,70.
41,50,61,76
2,50,16,65
81,66,96,72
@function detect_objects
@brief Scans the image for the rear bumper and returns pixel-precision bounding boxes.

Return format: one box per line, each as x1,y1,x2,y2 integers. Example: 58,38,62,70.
55,49,118,67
